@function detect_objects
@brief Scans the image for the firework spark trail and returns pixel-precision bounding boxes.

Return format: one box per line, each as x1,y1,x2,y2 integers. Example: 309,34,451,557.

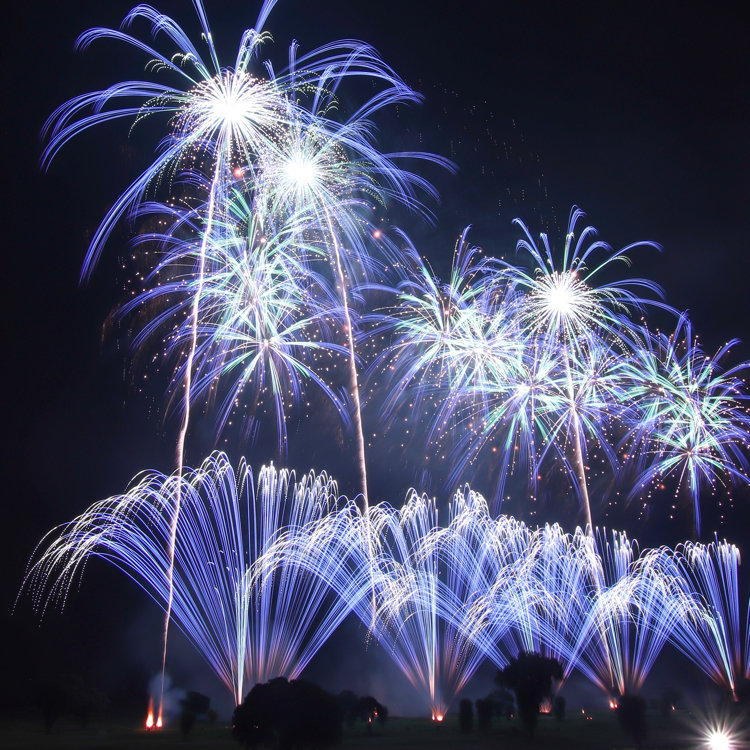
161,161,223,717
324,207,370,508
21,454,371,706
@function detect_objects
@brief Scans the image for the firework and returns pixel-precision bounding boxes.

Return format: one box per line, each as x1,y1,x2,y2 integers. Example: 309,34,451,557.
22,456,750,713
22,453,370,705
621,316,750,533
372,229,521,426
366,229,526,501
529,524,601,683
667,539,748,697
42,1,296,280
505,207,663,349
366,209,673,524
46,1,450,712
498,208,663,528
124,195,350,451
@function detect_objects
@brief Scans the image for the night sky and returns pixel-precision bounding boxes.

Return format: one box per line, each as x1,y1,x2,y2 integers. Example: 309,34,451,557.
3,0,750,717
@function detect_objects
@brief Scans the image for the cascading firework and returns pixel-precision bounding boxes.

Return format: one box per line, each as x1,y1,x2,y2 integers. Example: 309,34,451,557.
21,453,368,706
22,454,749,716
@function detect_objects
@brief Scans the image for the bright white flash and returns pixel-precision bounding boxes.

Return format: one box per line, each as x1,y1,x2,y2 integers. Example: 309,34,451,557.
213,92,245,125
706,730,733,750
284,154,318,191
544,272,579,317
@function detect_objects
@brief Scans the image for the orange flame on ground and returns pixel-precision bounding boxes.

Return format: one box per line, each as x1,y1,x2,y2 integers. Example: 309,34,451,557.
145,698,154,729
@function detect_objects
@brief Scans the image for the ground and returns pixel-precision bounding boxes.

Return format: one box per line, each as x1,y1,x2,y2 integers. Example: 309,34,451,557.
1,710,706,749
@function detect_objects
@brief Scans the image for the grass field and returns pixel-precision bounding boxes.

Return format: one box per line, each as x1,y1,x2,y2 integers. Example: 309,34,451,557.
1,710,710,749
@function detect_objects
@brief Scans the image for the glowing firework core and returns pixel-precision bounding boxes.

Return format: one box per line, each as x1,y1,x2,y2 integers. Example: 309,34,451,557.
706,730,733,750
539,271,586,320
183,72,280,145
283,152,319,191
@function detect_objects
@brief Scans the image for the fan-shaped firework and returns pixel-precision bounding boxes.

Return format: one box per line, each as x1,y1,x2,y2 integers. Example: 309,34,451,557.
529,524,601,683
21,453,373,705
433,490,538,674
349,486,540,719
360,491,449,719
579,532,688,697
21,454,750,715
667,539,749,698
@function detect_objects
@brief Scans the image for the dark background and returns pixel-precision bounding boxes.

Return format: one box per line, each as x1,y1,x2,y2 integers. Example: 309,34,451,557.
3,0,749,719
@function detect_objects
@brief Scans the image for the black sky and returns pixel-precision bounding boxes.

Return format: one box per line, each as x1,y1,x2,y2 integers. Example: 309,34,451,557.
3,0,750,715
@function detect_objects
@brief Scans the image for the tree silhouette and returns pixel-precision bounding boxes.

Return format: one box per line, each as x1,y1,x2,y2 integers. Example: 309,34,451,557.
496,652,563,737
233,677,342,749
616,694,647,748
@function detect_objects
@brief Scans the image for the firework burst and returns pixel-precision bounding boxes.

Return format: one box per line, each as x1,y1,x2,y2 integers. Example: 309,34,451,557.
622,316,750,533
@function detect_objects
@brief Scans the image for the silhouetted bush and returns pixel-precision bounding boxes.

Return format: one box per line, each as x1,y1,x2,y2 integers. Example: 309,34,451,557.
179,690,211,736
459,698,473,732
476,698,493,732
617,694,647,748
553,695,566,721
355,696,387,734
36,680,67,733
496,652,563,738
182,690,211,716
35,675,106,732
337,690,359,725
233,677,342,749
180,709,196,737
